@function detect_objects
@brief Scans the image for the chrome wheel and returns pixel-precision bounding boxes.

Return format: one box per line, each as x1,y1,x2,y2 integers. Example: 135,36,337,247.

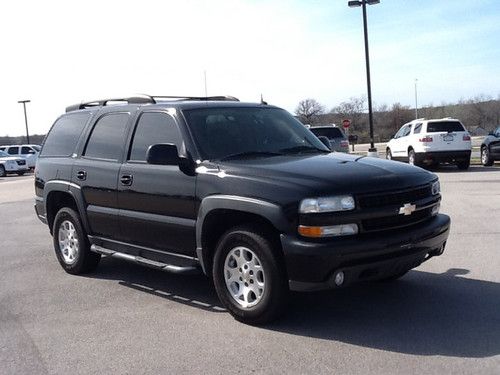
58,220,79,264
386,149,392,160
481,148,488,164
224,246,265,308
408,151,415,165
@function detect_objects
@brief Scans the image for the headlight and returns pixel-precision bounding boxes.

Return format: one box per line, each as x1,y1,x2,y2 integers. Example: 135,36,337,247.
299,195,355,213
431,180,440,195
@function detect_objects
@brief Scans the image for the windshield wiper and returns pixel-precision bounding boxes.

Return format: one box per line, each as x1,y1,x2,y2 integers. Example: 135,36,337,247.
279,145,329,154
219,151,283,161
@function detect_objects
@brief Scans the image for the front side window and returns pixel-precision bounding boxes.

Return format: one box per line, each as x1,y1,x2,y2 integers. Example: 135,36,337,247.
183,107,328,161
7,147,19,155
21,146,34,154
129,112,181,162
84,113,130,161
41,113,90,157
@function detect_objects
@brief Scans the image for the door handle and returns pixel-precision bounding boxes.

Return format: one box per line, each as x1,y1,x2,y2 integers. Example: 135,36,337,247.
120,174,133,186
76,170,87,180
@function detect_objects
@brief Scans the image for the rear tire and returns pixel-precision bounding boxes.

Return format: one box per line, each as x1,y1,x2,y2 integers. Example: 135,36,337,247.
481,146,494,166
212,225,289,325
457,159,470,170
0,165,5,177
386,148,392,160
408,149,418,166
53,207,100,274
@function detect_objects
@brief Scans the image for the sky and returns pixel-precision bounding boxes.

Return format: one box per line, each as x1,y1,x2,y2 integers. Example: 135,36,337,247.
1,0,499,136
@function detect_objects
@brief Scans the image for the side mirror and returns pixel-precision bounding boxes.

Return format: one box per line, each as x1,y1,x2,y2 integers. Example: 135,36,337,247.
317,136,331,150
146,144,179,165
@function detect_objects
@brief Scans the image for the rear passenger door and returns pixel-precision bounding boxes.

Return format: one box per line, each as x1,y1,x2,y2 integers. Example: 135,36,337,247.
117,111,197,256
72,111,133,238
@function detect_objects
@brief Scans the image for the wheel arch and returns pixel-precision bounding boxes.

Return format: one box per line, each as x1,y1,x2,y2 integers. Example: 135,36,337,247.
196,195,289,276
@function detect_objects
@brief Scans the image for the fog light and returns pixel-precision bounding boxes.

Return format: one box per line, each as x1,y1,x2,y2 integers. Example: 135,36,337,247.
334,271,345,286
431,203,440,216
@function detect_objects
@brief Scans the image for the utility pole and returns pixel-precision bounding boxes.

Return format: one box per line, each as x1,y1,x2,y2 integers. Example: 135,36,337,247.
18,100,31,144
414,78,418,119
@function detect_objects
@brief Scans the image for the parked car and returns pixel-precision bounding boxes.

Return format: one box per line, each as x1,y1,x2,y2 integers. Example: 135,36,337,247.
309,125,349,153
386,118,472,169
35,95,449,324
480,126,500,166
0,144,40,168
0,150,30,176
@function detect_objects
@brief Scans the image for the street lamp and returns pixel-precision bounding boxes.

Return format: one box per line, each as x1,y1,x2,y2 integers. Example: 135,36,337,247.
348,0,379,156
414,78,418,119
18,100,31,144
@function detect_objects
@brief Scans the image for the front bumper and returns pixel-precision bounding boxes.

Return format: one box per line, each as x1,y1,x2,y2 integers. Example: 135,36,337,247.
416,150,471,164
281,213,450,291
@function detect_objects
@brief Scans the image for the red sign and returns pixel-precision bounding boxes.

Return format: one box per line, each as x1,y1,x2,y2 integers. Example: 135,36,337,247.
342,119,351,128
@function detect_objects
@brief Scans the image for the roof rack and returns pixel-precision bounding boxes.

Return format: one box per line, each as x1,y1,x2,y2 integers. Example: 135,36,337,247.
65,94,239,112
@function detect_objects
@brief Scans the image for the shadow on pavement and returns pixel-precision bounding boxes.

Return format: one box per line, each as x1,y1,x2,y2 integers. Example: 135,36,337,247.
268,268,500,358
88,259,500,358
87,257,226,312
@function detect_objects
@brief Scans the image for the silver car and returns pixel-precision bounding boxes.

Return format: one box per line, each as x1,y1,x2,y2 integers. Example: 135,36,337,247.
310,125,349,153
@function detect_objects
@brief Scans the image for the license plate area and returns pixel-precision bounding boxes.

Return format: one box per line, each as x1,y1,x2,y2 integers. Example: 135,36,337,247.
442,134,454,142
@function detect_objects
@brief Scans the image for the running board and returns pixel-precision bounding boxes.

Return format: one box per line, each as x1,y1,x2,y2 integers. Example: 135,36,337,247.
90,245,200,275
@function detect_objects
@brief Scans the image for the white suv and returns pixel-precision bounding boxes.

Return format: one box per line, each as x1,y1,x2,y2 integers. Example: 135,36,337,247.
0,144,40,169
386,118,472,170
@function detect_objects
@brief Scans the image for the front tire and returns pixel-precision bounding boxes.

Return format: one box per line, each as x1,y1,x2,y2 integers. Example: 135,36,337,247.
408,149,417,166
213,225,288,325
386,148,392,160
53,207,100,274
481,146,494,166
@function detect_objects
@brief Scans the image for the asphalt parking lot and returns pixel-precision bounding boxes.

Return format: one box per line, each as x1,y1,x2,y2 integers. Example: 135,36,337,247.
1,166,499,374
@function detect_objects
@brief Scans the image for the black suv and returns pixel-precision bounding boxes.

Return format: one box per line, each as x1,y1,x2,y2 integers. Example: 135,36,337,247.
35,95,450,324
481,126,500,166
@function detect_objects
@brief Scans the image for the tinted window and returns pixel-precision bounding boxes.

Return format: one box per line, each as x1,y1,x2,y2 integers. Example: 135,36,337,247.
426,121,464,133
7,147,19,155
413,123,422,134
41,113,90,157
400,125,411,137
21,146,34,154
84,113,130,161
310,127,344,139
129,112,181,161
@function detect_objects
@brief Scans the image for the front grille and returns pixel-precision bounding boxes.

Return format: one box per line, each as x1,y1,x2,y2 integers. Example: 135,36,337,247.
357,185,432,209
362,207,433,232
16,160,26,166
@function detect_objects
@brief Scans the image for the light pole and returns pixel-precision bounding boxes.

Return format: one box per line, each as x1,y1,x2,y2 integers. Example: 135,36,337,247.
18,100,31,144
348,0,379,155
414,78,418,119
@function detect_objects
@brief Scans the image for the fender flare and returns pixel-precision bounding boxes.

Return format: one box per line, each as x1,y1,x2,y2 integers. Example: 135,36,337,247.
44,180,90,233
195,195,289,274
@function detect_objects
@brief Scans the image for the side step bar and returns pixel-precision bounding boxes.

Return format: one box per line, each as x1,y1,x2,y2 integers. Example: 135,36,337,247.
90,245,200,275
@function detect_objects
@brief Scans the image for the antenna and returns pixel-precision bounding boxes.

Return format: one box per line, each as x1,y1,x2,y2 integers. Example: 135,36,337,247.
204,70,208,97
260,94,268,105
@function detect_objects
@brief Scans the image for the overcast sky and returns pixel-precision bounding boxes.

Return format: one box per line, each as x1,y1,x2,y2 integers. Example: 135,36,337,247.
1,0,499,136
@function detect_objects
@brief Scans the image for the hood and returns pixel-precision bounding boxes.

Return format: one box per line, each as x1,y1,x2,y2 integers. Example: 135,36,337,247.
216,152,436,196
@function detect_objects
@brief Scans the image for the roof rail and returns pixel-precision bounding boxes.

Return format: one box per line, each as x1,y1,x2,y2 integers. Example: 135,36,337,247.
151,95,239,102
66,94,239,112
66,95,154,113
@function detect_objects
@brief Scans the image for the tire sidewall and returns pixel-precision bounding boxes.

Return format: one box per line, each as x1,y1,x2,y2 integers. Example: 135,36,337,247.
213,227,287,324
0,165,5,177
386,149,392,160
53,208,90,274
408,150,415,165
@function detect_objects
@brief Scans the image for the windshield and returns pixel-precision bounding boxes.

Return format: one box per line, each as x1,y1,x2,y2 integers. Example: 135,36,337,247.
183,107,329,160
0,150,10,157
310,127,345,139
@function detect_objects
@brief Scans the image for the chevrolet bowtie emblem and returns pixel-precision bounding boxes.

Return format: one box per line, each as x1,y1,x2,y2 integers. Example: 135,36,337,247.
399,203,416,216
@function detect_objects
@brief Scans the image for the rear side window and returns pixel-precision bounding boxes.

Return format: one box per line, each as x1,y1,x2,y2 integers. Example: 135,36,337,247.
426,121,464,133
310,127,344,139
84,113,130,161
129,112,181,162
7,147,19,155
413,123,422,134
41,113,90,157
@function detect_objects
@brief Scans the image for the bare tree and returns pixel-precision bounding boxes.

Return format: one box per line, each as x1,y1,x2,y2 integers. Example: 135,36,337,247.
331,96,367,134
295,99,325,124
